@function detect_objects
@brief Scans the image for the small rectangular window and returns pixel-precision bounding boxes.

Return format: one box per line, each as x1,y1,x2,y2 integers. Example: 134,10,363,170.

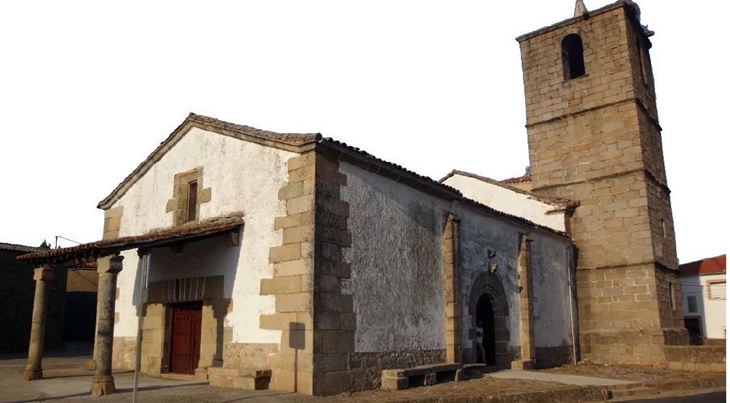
187,181,198,222
709,281,726,300
687,296,698,313
669,283,676,310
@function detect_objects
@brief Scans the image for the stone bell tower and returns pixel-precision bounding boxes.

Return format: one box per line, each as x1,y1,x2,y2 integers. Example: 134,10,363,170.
517,1,687,364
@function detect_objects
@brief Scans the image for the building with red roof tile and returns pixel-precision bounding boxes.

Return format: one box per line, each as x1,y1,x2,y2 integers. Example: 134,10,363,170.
679,255,726,341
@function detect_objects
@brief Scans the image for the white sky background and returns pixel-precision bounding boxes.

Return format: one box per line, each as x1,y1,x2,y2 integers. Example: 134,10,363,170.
0,0,726,264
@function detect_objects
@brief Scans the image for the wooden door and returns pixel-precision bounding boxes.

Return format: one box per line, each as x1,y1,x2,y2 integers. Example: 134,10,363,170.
170,301,202,374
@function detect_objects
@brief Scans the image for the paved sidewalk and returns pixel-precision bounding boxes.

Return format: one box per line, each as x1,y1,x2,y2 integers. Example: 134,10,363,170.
0,354,724,403
488,369,639,386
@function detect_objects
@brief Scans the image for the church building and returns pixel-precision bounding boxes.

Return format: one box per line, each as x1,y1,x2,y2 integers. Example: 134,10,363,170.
18,0,698,396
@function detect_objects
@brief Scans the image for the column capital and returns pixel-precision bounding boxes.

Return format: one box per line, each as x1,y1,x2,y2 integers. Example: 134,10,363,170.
97,254,124,274
32,266,54,282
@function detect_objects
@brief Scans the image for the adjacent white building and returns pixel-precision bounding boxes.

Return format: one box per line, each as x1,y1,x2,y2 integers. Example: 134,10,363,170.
679,255,726,341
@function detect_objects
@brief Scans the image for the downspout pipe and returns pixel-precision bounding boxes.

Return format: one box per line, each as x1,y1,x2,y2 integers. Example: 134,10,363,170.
567,245,578,365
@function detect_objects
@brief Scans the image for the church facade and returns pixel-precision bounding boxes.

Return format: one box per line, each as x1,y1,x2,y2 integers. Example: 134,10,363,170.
18,0,698,396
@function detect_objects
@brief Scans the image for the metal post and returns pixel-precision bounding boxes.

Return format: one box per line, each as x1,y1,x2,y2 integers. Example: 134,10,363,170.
566,246,577,365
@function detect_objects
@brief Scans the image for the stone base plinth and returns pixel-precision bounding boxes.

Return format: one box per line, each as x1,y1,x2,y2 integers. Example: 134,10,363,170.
208,367,271,390
194,367,209,381
24,367,42,381
511,359,534,370
90,375,116,396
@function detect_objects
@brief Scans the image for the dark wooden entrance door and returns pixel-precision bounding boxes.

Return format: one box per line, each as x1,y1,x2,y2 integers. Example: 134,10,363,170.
170,301,202,374
476,294,497,365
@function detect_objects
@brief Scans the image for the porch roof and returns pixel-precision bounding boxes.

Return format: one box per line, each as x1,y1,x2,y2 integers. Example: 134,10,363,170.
17,214,244,266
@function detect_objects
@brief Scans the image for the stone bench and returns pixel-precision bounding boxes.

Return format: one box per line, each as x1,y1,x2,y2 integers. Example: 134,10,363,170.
381,363,462,390
207,367,272,390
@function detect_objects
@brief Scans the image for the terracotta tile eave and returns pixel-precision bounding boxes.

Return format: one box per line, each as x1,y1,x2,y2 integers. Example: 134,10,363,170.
501,174,532,184
317,147,568,240
318,139,463,201
97,113,320,210
18,215,244,265
678,255,727,276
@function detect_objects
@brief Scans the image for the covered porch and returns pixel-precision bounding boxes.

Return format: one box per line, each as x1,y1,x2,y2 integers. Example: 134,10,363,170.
17,214,243,396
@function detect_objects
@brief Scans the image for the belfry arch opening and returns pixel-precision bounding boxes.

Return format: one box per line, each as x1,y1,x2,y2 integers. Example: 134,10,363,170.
562,34,585,79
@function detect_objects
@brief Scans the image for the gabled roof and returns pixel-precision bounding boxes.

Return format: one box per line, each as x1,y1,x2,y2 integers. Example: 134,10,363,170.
440,170,577,210
97,113,321,210
96,114,572,240
679,255,726,276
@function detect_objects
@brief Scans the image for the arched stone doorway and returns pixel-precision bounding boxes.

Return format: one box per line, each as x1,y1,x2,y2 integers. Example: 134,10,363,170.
475,294,496,365
468,272,511,368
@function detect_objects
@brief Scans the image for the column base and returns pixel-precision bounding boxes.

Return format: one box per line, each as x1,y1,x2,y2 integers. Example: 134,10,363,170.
24,366,42,381
511,359,534,370
194,367,209,381
90,375,116,396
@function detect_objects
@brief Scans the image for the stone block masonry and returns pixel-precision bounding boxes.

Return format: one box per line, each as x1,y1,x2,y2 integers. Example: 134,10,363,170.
518,2,687,365
514,235,535,370
262,151,317,394
310,148,355,396
443,214,462,364
262,148,357,395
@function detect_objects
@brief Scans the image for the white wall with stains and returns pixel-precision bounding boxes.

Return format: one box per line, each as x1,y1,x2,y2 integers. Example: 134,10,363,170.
456,209,521,349
340,163,448,352
110,127,297,344
529,231,576,349
340,161,575,357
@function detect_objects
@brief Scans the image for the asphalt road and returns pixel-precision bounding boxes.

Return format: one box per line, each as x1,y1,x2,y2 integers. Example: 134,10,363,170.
624,391,726,403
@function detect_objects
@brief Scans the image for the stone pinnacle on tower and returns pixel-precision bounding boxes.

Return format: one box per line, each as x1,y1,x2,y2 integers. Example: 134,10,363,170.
574,0,589,18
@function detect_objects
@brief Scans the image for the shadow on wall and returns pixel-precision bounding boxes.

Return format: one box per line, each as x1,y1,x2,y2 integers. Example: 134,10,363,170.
289,322,305,392
136,234,243,304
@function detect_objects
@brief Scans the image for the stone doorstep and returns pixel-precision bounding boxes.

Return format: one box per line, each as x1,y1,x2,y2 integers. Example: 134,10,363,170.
382,363,462,378
207,367,272,391
462,363,500,379
382,363,462,391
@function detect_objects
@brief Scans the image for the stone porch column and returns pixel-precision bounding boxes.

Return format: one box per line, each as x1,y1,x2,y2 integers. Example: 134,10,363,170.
443,214,462,363
513,235,535,370
24,266,54,381
90,254,123,396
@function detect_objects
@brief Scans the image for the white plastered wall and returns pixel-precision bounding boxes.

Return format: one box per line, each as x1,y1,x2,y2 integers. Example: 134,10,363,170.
529,231,576,350
110,127,298,344
340,163,447,352
456,211,521,350
340,163,575,356
442,174,565,232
